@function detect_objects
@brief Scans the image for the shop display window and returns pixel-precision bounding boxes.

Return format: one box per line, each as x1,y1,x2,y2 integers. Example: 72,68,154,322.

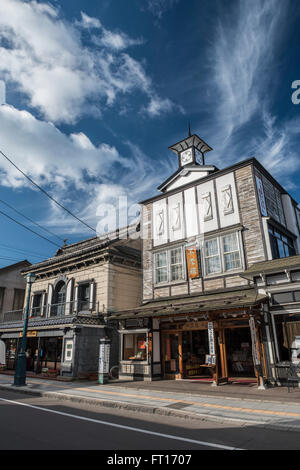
123,333,147,361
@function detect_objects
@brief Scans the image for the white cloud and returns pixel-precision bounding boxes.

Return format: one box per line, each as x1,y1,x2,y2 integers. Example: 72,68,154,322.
0,0,174,123
200,0,299,189
212,0,284,138
0,102,172,235
0,80,5,104
93,29,144,51
145,0,180,19
78,12,102,29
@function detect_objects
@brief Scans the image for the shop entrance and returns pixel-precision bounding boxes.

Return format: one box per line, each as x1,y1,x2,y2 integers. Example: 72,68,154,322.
182,330,213,379
163,333,180,378
225,327,255,378
3,336,63,373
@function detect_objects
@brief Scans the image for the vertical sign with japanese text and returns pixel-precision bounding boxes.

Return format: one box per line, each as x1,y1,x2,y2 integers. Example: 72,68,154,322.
249,316,260,366
185,245,200,279
208,322,215,356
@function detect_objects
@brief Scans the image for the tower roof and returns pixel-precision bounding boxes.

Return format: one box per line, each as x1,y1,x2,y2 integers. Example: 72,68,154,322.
168,134,213,155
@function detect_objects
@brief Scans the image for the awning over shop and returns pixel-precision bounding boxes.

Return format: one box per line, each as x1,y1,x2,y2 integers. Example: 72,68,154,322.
242,254,300,279
109,289,267,320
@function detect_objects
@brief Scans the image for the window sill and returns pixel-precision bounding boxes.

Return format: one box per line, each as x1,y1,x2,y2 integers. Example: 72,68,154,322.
154,279,187,288
120,360,148,364
203,268,244,279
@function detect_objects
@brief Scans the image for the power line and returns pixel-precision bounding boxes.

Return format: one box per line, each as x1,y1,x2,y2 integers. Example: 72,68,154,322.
0,208,61,248
0,198,64,242
0,148,97,234
0,242,49,259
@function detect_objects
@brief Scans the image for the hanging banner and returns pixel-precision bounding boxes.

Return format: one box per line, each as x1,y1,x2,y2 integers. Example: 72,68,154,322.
208,322,215,356
249,316,260,366
255,175,268,217
185,245,200,279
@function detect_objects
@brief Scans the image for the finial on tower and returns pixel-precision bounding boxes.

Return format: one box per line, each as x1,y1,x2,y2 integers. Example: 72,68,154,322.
188,121,191,137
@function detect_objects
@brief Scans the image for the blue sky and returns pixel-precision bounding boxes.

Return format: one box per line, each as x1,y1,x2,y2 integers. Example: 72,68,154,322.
0,0,300,267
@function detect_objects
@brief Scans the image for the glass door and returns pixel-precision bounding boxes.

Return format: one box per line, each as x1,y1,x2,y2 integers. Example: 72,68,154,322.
163,334,180,378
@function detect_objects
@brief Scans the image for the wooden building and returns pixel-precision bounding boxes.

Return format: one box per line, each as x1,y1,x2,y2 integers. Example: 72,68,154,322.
110,131,300,387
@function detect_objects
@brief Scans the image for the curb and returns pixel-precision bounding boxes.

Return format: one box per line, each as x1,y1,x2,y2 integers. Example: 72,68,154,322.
1,383,300,434
100,383,300,407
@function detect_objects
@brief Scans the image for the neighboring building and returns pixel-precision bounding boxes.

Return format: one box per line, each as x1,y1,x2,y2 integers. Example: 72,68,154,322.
110,131,300,387
0,227,141,379
0,260,31,366
0,260,31,322
242,255,300,384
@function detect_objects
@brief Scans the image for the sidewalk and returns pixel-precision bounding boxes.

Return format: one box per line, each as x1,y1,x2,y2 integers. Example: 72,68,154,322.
1,373,300,432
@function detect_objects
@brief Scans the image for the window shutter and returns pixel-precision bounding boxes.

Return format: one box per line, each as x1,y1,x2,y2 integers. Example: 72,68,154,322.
46,284,53,318
89,281,96,311
66,278,74,314
74,285,78,313
29,295,34,318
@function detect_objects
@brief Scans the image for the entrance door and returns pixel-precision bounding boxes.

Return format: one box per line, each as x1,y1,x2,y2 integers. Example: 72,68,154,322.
40,337,63,371
182,330,212,379
163,334,180,378
225,327,255,377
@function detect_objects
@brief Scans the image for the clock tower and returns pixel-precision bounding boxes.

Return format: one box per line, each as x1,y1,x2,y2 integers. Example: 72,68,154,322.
169,126,213,169
157,127,217,193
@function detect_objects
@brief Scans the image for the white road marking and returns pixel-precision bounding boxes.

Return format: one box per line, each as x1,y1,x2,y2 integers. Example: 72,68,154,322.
0,396,244,450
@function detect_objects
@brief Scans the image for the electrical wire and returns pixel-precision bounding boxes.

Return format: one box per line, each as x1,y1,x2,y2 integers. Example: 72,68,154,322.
0,208,61,248
0,148,97,234
0,198,64,242
0,242,49,259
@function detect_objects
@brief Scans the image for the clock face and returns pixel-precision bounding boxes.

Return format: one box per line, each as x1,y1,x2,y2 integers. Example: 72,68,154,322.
180,148,193,166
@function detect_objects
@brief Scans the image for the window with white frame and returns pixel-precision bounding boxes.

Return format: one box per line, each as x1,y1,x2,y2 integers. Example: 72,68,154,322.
155,251,168,283
170,247,184,281
154,246,185,284
204,238,221,274
204,232,242,275
222,233,241,271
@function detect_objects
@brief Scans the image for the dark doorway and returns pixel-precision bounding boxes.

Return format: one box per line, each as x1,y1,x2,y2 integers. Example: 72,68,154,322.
225,327,255,377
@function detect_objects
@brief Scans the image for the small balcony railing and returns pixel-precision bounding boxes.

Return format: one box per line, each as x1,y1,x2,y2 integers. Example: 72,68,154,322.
0,300,98,324
1,309,23,324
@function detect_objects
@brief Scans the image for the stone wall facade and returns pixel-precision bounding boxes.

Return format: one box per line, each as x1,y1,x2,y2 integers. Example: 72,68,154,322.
141,161,271,302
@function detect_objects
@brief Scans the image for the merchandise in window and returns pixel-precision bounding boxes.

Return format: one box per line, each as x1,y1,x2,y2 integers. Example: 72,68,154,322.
123,333,147,361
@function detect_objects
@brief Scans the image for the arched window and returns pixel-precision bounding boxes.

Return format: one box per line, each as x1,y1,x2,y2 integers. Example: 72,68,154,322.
51,281,66,317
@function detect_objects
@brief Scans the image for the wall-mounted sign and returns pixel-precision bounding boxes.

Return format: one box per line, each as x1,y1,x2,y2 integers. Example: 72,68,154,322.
64,340,73,362
19,331,37,338
255,175,268,217
182,321,208,331
99,342,110,374
185,245,200,279
208,322,215,356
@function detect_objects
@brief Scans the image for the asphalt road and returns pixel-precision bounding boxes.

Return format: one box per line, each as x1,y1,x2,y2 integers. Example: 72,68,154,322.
0,389,299,452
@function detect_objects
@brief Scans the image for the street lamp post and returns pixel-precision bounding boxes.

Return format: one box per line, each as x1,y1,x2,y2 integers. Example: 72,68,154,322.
14,272,36,387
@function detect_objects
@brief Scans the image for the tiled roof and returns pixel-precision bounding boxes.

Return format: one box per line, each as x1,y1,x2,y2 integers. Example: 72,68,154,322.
109,288,267,320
